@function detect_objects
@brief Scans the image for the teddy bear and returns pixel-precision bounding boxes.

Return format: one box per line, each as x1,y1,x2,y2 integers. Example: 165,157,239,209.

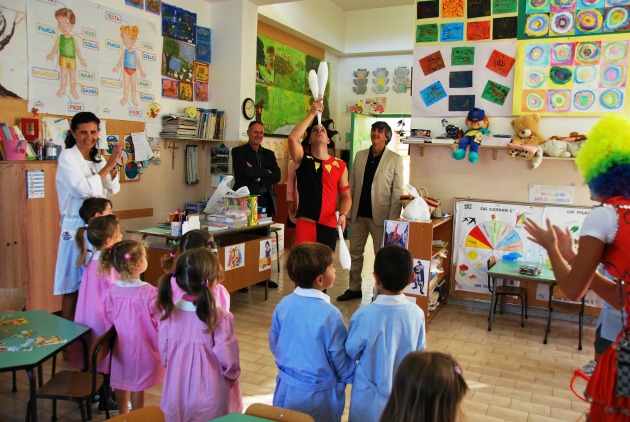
453,108,490,163
507,113,547,169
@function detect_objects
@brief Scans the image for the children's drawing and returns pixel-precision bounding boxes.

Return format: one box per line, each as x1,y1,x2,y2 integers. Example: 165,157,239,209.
440,23,464,42
416,24,439,43
442,0,464,18
162,38,195,82
193,62,209,82
0,7,27,99
194,82,208,102
145,0,161,15
46,8,87,100
161,3,197,44
105,135,120,155
383,220,410,249
113,25,146,107
259,240,272,271
125,0,144,9
493,16,517,39
225,243,245,271
467,0,491,18
466,21,491,41
196,26,211,63
417,1,439,19
162,78,178,98
178,81,193,101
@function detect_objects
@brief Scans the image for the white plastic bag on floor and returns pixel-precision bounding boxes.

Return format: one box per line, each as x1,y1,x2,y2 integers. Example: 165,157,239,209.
336,212,351,270
402,184,431,221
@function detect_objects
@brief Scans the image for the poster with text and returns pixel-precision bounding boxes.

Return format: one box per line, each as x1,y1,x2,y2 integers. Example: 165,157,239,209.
412,41,517,117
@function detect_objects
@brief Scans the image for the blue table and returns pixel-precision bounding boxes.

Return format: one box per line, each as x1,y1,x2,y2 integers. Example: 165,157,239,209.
0,310,89,422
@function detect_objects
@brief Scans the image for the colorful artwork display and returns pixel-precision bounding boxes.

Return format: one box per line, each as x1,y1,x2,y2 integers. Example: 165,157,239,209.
513,35,630,115
519,0,630,39
196,26,211,63
161,3,196,44
26,0,160,120
412,41,517,116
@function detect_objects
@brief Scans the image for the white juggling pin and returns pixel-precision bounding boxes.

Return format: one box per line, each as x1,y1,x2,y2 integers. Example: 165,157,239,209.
335,211,351,270
308,69,322,126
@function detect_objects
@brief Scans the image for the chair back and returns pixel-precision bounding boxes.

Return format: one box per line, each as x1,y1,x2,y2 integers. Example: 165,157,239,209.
0,288,26,312
549,283,586,310
90,326,116,393
246,403,315,422
106,405,165,421
487,256,497,293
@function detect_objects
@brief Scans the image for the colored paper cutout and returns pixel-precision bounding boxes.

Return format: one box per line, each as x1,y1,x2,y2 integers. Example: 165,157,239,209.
420,81,447,107
441,0,465,18
441,23,464,42
468,0,492,18
493,16,518,39
416,24,439,43
494,0,518,14
451,47,475,65
486,50,516,76
521,89,547,111
449,71,473,88
417,0,440,19
449,95,476,111
419,51,446,76
481,80,511,105
467,21,491,40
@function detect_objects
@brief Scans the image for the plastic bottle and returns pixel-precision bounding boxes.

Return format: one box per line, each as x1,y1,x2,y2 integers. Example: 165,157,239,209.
46,139,58,160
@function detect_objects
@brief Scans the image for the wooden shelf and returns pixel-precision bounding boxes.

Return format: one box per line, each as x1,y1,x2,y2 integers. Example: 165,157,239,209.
160,137,225,149
409,142,577,161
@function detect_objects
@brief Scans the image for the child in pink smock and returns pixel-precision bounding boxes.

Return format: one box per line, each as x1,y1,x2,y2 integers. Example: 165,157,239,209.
157,248,242,422
103,240,164,414
70,214,121,371
160,229,230,310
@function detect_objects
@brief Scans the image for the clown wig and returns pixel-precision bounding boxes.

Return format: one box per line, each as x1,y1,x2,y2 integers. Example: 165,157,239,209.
575,114,630,200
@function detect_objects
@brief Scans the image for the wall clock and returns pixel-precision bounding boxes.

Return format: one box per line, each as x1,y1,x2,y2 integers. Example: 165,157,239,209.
242,98,256,120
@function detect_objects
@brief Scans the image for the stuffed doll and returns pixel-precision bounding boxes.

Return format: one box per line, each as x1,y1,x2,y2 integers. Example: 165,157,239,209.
507,114,547,169
453,108,490,163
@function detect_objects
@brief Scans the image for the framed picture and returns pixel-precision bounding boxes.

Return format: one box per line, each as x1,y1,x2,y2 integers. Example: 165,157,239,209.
20,118,39,141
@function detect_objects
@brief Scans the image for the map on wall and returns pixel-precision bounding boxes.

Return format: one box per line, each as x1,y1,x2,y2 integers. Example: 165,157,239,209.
255,34,329,134
513,35,630,115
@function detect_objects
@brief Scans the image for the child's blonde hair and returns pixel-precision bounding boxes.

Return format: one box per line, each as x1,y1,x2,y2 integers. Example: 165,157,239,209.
54,8,76,24
100,240,147,281
75,214,119,268
380,351,468,422
120,25,140,40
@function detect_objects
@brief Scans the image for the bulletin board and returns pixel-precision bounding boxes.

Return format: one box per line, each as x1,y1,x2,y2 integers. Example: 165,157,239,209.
451,197,602,311
513,35,630,115
412,41,517,116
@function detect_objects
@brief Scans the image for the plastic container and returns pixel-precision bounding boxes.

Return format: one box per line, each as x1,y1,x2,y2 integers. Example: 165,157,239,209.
3,140,26,160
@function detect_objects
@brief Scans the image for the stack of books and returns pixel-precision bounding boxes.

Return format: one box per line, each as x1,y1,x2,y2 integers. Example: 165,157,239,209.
205,211,248,229
159,114,199,138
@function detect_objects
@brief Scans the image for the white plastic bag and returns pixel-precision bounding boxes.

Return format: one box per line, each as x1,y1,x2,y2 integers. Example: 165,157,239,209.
336,211,351,270
402,184,431,221
203,176,250,214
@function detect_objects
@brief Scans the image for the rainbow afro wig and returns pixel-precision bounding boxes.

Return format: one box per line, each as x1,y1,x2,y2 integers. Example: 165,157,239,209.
576,114,630,199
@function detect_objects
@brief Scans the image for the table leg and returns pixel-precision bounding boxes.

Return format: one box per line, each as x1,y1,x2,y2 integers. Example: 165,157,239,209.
272,230,280,272
26,368,37,422
488,276,496,331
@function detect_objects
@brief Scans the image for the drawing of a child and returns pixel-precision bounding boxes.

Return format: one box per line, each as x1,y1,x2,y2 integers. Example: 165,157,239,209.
113,25,146,107
46,8,87,100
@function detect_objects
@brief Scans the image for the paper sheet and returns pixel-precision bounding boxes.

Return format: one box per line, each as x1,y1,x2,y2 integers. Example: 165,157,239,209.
131,132,153,162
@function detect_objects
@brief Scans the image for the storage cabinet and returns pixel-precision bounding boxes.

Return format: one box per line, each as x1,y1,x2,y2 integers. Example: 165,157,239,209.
402,217,453,325
0,161,61,312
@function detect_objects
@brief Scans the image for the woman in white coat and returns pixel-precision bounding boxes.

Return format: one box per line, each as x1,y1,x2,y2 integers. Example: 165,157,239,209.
54,112,122,321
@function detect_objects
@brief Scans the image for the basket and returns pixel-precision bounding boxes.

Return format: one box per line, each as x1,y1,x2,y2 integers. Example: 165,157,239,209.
418,187,443,218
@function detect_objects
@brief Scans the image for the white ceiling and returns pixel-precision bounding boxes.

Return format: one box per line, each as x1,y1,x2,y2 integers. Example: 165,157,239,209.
328,0,415,11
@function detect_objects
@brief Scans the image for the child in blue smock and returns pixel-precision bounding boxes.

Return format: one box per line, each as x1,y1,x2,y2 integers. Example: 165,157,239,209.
346,245,426,422
269,242,355,422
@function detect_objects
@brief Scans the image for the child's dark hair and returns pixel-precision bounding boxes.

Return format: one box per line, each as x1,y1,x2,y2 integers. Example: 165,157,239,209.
374,245,413,292
286,243,333,288
379,351,468,422
160,229,217,272
75,214,119,268
100,240,147,281
78,197,113,224
65,112,101,162
157,248,221,332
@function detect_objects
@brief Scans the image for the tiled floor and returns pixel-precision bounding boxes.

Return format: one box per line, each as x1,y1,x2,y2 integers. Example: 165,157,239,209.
0,241,593,421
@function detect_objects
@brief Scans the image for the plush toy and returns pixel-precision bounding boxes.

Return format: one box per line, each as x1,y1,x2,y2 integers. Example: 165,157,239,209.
507,113,547,169
453,108,490,163
541,139,571,158
545,132,587,158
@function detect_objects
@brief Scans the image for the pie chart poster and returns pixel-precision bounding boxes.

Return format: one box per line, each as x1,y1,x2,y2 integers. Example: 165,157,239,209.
452,200,548,294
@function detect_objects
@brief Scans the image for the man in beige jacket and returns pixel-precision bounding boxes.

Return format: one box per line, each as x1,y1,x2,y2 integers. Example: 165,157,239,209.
337,121,404,301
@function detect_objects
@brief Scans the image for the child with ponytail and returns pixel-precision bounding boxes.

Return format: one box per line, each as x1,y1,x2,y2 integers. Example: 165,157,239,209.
157,248,242,421
102,240,164,414
160,229,230,310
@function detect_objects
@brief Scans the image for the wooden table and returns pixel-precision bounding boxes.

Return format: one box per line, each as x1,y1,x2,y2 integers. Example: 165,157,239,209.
487,260,555,331
0,310,89,422
210,413,274,421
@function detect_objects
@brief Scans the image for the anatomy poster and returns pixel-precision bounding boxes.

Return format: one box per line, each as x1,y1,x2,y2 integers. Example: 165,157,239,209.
412,41,517,116
513,35,630,116
27,0,159,120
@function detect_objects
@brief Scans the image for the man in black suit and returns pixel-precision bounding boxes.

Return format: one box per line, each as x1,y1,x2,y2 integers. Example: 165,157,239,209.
232,120,281,289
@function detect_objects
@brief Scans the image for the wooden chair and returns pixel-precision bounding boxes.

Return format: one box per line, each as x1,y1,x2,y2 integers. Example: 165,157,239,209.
246,403,315,422
28,326,117,422
544,282,585,350
0,288,27,392
106,405,165,422
487,257,528,327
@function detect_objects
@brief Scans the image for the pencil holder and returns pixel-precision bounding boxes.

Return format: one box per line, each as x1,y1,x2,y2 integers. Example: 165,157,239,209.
3,140,26,161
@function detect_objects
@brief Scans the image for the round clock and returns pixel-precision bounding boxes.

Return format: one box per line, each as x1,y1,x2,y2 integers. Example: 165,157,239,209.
185,106,198,119
242,98,256,120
